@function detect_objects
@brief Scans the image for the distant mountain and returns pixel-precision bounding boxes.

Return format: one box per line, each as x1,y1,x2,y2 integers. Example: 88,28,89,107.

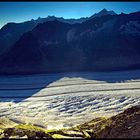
0,9,116,55
0,10,140,74
90,8,116,19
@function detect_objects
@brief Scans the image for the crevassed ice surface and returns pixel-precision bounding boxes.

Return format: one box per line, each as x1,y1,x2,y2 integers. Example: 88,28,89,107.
0,70,140,129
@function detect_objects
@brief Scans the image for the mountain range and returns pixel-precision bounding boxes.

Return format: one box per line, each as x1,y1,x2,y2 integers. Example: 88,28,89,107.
0,9,116,55
0,9,140,74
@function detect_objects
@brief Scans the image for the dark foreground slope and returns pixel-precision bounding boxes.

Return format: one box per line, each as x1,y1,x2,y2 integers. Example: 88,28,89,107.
0,105,140,138
78,105,140,138
0,11,140,74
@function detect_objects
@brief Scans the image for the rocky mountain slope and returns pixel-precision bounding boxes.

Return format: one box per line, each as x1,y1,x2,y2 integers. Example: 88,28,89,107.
0,9,115,55
0,105,140,138
0,10,140,74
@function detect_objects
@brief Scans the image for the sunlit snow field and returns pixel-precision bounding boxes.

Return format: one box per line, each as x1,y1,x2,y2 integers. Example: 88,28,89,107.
0,70,140,129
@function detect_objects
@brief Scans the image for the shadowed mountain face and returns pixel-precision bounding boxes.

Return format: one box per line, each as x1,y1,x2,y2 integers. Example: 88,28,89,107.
0,10,140,74
0,9,116,56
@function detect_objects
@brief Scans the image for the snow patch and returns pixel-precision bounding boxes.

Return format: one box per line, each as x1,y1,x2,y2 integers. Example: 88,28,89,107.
66,29,77,42
96,18,117,32
120,20,140,36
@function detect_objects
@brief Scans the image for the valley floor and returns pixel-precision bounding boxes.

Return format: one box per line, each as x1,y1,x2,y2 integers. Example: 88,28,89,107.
0,70,140,129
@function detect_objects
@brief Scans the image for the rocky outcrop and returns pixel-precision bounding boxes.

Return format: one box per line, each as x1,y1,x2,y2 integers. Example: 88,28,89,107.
77,105,140,138
97,105,140,138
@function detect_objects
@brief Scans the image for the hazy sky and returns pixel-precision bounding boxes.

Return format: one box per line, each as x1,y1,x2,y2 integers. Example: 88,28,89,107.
0,2,140,28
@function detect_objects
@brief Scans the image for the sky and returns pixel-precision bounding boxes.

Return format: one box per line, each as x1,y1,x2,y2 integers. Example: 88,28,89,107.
0,2,140,28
